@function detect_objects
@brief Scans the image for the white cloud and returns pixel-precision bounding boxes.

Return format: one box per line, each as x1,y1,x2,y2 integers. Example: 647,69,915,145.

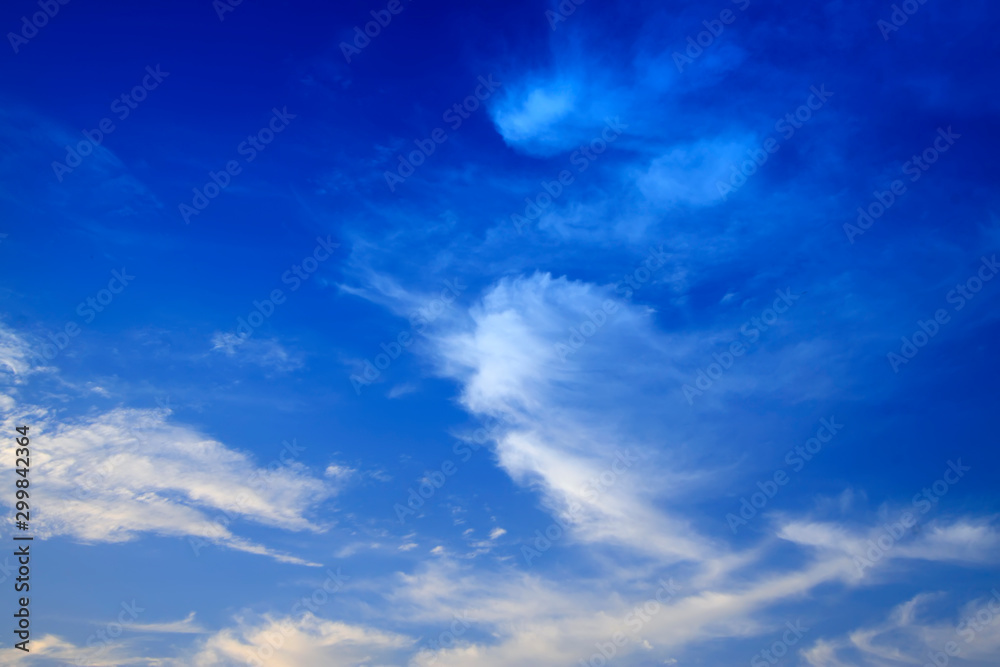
778,517,1000,578
803,591,1000,666
0,319,41,380
388,382,418,398
303,261,1000,665
374,556,850,666
634,138,752,208
0,633,154,666
491,83,578,153
430,272,713,563
5,406,334,565
185,614,414,667
324,463,356,481
210,332,303,373
8,613,415,667
0,323,334,566
131,611,206,634
0,613,206,666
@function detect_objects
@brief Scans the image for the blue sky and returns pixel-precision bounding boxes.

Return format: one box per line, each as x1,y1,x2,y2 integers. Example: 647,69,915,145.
1,0,1000,664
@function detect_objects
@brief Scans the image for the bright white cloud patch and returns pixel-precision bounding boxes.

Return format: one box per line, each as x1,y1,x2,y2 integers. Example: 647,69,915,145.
492,85,576,150
7,407,333,565
187,614,414,667
432,273,715,562
0,322,333,566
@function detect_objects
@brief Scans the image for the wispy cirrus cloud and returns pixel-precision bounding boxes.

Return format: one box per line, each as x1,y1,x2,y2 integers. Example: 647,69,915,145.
803,591,1000,666
210,332,305,373
1,322,333,566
